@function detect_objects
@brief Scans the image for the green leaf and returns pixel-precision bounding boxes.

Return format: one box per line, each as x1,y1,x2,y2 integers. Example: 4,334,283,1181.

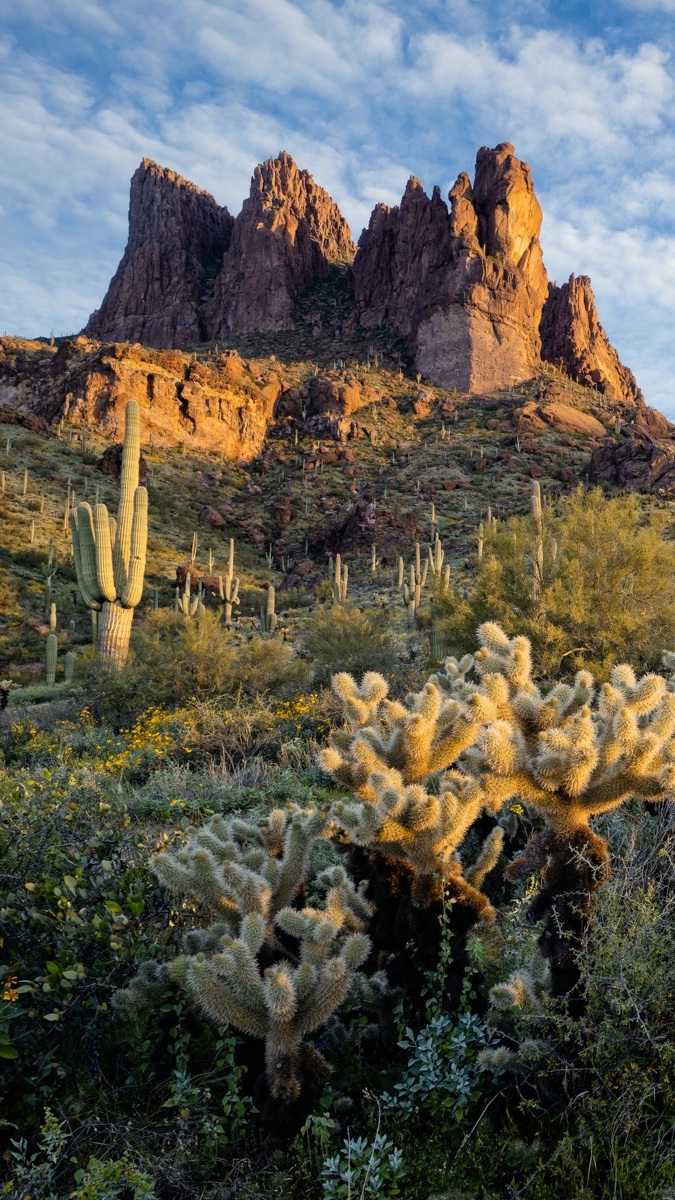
45,961,60,975
104,900,121,914
63,875,78,893
0,1046,19,1059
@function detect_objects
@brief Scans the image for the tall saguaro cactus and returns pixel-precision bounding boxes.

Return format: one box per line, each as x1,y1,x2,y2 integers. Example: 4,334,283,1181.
70,400,147,670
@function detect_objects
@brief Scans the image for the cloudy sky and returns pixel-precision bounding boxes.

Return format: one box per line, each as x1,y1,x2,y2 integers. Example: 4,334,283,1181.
3,0,675,411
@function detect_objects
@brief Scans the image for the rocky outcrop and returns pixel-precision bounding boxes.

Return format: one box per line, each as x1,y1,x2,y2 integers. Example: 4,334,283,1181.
540,275,643,407
306,372,378,418
2,337,279,458
515,399,607,438
203,152,355,337
85,160,234,348
353,143,549,392
588,433,675,493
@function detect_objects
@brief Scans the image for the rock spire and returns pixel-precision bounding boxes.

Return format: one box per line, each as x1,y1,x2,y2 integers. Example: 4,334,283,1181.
203,151,355,337
85,159,234,349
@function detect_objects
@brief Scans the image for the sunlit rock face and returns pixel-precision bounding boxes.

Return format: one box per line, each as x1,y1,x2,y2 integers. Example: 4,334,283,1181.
540,273,643,405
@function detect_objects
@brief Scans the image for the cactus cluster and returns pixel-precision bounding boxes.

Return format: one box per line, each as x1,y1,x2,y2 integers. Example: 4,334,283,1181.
176,573,205,618
401,542,428,626
70,400,147,669
116,807,371,1104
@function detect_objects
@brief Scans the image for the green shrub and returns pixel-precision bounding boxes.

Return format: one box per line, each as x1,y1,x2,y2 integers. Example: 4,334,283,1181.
236,635,309,698
302,604,397,686
437,488,675,678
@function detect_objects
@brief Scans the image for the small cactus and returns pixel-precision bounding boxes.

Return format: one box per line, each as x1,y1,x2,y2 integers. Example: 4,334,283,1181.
259,584,277,633
45,632,57,686
332,554,349,606
64,651,75,684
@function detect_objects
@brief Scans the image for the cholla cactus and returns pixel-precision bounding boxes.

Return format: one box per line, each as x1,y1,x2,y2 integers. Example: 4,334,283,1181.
320,659,505,913
469,622,675,841
466,622,675,995
70,399,147,668
118,807,371,1104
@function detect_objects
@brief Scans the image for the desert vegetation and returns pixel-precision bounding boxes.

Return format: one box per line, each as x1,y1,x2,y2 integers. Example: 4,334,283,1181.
3,366,675,1200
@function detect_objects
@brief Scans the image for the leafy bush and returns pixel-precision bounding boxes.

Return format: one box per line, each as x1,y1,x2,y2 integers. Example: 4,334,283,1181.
437,488,675,677
321,1132,405,1200
236,635,309,698
301,604,397,686
86,611,309,727
381,1011,502,1121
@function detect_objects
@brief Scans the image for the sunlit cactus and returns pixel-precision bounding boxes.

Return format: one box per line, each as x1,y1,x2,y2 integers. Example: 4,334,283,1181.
70,399,147,669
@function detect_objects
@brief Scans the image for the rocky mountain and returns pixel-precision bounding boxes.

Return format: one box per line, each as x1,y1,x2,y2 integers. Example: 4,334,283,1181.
85,160,234,349
203,151,355,337
353,142,639,406
81,143,643,414
353,144,548,393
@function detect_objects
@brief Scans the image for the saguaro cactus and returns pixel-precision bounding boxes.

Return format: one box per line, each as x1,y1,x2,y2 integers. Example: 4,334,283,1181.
70,400,147,670
218,539,240,625
332,554,349,606
45,633,57,685
259,584,277,633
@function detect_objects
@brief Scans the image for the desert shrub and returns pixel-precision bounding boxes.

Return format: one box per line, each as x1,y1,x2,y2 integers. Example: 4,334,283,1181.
236,635,310,698
301,604,397,686
85,609,238,725
436,488,675,678
86,613,309,728
321,1133,405,1199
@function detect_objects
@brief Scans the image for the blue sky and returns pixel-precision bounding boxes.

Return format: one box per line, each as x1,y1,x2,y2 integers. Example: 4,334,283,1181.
3,0,675,412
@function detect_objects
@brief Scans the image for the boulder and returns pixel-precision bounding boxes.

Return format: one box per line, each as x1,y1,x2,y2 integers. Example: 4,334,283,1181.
514,400,606,438
98,442,148,484
588,435,675,493
199,505,226,528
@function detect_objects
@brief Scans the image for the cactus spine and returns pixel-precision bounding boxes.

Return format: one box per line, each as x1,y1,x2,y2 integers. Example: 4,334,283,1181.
45,632,57,686
70,399,148,669
259,584,277,634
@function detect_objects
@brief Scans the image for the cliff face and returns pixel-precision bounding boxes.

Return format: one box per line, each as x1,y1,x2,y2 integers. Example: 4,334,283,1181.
540,274,643,405
4,337,279,459
84,160,234,349
353,143,549,393
203,151,355,337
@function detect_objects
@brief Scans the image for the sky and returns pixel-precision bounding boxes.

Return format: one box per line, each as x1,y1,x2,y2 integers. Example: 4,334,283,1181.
2,0,675,412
